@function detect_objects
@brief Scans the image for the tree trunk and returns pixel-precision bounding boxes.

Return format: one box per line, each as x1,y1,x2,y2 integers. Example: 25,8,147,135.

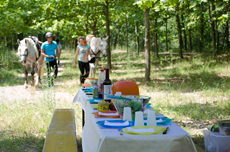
226,21,229,52
208,3,216,56
187,0,192,52
11,34,14,50
165,18,168,52
126,15,128,54
176,7,183,59
181,14,187,52
91,15,98,36
86,5,89,34
4,36,7,48
154,19,159,58
105,0,111,69
114,35,117,49
117,25,120,47
144,8,151,81
135,22,139,54
216,20,219,53
199,3,204,52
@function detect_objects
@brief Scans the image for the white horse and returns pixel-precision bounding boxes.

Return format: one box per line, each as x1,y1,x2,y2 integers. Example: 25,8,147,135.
17,36,44,89
87,35,108,77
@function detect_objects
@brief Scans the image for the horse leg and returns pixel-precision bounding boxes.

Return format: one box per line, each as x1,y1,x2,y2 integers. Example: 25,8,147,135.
89,63,95,78
89,63,93,78
35,56,44,86
23,65,28,89
93,58,99,77
31,63,35,86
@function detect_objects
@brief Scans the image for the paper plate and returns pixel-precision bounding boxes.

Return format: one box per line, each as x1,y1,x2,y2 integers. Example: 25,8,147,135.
97,120,134,128
122,126,166,135
92,111,120,118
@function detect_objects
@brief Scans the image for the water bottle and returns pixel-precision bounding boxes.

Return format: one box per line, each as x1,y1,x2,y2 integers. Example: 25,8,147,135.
93,82,98,98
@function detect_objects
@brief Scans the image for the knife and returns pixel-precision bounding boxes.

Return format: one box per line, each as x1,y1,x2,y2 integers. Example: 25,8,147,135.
163,127,169,134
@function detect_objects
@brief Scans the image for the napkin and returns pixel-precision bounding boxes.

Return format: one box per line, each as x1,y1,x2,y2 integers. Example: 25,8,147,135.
127,127,155,133
104,121,129,126
156,118,164,123
98,112,119,116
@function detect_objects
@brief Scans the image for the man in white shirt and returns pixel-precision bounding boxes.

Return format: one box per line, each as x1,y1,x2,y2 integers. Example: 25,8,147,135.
56,39,62,66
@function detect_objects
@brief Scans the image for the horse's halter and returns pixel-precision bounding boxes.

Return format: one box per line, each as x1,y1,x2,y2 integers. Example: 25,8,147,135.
20,49,28,57
90,49,101,56
19,43,28,57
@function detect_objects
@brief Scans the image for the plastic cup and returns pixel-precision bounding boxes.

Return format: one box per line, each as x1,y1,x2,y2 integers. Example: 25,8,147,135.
147,111,157,126
134,111,144,126
123,107,132,121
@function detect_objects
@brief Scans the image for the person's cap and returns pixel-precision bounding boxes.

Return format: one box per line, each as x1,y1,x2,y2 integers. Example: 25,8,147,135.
45,32,53,38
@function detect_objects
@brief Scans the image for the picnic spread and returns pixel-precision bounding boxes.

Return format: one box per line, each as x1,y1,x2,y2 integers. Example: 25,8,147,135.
72,88,197,152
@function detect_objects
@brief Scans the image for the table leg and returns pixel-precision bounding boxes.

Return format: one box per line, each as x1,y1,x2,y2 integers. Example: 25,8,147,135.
82,109,85,128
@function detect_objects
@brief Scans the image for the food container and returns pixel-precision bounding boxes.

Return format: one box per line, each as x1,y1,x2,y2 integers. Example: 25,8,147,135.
97,100,109,111
203,130,230,152
110,95,151,119
218,120,230,136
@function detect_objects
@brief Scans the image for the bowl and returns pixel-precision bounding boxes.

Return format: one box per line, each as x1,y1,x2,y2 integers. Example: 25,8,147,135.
110,95,151,119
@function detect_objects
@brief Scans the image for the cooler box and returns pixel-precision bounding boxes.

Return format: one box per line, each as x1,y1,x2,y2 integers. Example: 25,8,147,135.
203,130,230,152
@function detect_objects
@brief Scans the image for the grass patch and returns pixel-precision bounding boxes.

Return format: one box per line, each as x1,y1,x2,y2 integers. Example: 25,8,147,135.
1,47,230,151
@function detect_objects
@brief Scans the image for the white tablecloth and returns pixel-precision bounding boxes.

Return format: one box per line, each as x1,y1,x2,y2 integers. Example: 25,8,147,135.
73,89,197,152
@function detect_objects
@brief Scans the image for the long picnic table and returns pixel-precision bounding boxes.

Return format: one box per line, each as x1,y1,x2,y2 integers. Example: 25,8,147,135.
73,88,197,152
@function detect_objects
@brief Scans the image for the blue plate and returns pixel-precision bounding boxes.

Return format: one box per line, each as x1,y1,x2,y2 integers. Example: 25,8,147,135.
88,98,103,104
97,120,134,128
82,88,93,91
146,103,151,108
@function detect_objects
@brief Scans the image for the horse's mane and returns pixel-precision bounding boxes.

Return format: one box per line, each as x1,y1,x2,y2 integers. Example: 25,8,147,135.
90,37,100,46
20,38,39,58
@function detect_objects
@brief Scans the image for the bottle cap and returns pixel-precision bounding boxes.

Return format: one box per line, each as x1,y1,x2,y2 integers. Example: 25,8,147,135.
100,69,104,72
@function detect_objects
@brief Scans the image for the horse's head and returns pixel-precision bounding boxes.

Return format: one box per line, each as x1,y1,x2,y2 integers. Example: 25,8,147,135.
17,39,29,64
99,36,108,57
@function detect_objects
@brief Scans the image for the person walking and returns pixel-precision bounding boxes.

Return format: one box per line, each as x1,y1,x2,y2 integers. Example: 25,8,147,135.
41,32,58,86
73,36,94,85
56,39,62,66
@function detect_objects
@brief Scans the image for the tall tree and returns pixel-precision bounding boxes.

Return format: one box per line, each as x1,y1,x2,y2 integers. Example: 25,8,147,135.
135,22,140,53
187,0,192,52
175,2,184,59
199,2,204,52
154,18,159,58
181,14,187,52
135,0,161,81
208,0,217,56
104,0,111,69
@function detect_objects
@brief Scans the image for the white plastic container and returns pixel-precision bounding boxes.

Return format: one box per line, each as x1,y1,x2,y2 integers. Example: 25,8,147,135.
97,70,104,86
203,130,230,152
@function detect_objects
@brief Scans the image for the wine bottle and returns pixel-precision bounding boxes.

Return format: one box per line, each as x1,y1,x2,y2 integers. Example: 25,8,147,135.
103,66,112,102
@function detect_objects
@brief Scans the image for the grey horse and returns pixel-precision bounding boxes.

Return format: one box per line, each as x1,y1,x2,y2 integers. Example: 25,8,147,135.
17,36,44,88
87,36,108,78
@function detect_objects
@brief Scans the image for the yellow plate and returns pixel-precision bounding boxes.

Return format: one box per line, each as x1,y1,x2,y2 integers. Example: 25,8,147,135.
90,104,98,109
122,126,166,135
